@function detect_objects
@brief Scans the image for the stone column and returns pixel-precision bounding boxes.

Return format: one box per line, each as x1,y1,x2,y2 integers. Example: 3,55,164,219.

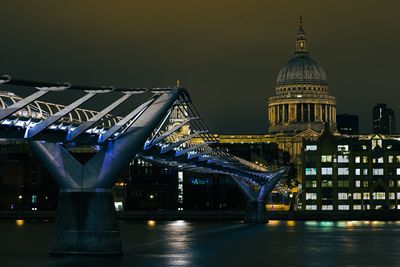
307,103,311,122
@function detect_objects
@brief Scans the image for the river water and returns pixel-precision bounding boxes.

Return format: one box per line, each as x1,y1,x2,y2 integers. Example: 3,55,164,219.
2,219,400,267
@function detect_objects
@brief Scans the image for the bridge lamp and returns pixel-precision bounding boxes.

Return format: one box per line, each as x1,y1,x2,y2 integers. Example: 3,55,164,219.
149,194,154,199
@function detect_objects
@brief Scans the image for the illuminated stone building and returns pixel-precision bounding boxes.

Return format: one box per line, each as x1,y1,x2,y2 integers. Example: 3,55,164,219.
265,17,337,180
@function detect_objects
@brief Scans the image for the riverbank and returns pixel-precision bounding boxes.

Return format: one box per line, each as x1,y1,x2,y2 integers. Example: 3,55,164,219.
2,210,400,221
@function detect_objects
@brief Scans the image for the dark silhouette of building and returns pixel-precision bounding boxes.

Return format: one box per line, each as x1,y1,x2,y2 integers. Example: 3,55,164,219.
337,114,359,135
373,104,396,134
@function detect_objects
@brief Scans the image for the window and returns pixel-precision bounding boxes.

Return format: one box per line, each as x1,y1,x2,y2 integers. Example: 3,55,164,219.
389,193,395,199
363,169,368,175
372,168,384,175
322,205,333,210
338,193,348,200
355,169,361,176
355,156,361,163
355,180,361,187
305,181,317,188
321,155,332,162
372,139,382,149
306,193,317,200
363,156,368,163
338,155,349,163
306,205,317,210
373,192,385,200
321,180,333,187
353,205,362,210
396,156,400,163
389,156,394,163
397,180,400,187
378,157,384,163
338,205,349,210
396,168,400,175
364,204,371,210
362,145,367,150
389,180,394,187
363,181,369,187
397,192,400,199
363,193,370,200
337,145,349,152
305,168,317,175
338,168,349,175
322,168,333,175
338,180,349,187
353,193,362,200
305,145,317,151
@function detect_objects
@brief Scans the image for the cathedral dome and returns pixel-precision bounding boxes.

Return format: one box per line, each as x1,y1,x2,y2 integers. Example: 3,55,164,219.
276,55,327,86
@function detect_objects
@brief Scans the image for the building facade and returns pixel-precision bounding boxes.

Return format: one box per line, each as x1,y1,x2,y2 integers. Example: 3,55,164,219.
373,103,396,134
302,132,400,211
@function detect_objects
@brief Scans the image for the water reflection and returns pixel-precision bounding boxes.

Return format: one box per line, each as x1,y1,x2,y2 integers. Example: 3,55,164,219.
165,220,193,266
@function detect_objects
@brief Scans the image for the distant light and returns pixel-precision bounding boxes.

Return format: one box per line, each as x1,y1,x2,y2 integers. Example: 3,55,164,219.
18,195,22,199
149,195,154,199
16,220,24,227
147,220,156,227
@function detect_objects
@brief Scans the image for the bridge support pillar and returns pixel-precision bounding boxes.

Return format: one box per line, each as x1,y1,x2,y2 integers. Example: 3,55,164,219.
49,191,122,255
243,201,268,223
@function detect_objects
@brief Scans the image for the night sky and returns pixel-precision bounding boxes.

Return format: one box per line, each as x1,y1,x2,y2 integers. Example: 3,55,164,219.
0,1,399,134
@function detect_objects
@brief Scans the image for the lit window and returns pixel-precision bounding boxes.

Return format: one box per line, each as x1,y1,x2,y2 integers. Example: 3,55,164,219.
338,205,349,210
306,193,317,200
353,193,362,199
355,156,361,163
338,155,349,163
322,167,333,175
389,193,395,199
396,156,400,163
355,169,361,176
397,181,400,187
355,180,361,187
305,145,317,151
305,168,317,175
372,168,384,175
322,205,333,210
305,181,317,188
338,193,348,200
364,204,371,210
396,168,400,175
306,205,317,210
338,180,349,187
389,156,394,163
338,168,349,175
337,145,349,152
378,157,384,163
363,193,370,200
389,180,394,187
321,180,333,187
373,192,385,200
321,155,332,162
363,156,368,163
363,181,369,187
353,205,362,210
362,145,367,150
363,169,368,175
397,192,400,199
372,139,382,149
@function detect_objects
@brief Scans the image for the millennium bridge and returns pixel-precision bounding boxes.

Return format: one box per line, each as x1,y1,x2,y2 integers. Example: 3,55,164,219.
0,75,287,254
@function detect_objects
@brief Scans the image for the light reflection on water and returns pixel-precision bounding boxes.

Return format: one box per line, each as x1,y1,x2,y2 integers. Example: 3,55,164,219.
3,219,400,266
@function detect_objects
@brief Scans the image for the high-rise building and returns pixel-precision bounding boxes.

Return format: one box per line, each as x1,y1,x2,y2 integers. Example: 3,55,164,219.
373,104,396,134
337,114,359,135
